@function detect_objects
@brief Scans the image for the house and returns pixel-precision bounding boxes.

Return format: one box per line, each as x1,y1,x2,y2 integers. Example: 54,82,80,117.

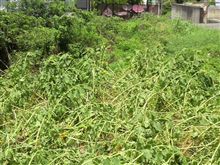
216,0,220,6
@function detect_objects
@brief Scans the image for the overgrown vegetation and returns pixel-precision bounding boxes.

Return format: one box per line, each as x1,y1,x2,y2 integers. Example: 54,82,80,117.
0,2,220,164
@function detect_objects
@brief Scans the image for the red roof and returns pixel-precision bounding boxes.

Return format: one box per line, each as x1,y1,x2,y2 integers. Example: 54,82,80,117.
132,5,144,13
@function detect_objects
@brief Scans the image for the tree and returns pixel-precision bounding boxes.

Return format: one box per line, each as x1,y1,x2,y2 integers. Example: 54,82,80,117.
7,0,71,18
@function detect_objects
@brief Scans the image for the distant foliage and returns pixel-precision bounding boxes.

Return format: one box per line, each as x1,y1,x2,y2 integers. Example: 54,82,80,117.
7,0,73,18
94,0,142,5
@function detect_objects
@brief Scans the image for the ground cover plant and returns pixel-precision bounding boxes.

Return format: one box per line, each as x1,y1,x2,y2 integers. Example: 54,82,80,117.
0,3,220,164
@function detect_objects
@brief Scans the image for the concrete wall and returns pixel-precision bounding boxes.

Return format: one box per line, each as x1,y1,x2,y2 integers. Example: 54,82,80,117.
208,6,220,20
76,0,91,10
172,3,204,23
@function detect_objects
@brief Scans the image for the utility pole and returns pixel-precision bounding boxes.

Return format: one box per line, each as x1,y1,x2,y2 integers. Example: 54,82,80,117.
158,0,162,15
203,0,209,24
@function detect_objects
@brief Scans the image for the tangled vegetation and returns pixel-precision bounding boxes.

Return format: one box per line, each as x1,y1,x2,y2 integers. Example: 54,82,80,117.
0,3,220,164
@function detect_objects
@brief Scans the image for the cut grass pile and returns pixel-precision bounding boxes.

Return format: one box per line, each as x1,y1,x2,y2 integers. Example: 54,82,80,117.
0,13,220,164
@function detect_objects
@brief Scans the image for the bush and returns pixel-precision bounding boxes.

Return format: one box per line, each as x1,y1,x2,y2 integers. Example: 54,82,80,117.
17,27,60,54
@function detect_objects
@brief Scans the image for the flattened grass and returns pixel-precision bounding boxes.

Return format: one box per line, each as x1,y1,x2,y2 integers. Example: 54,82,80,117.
1,14,220,164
